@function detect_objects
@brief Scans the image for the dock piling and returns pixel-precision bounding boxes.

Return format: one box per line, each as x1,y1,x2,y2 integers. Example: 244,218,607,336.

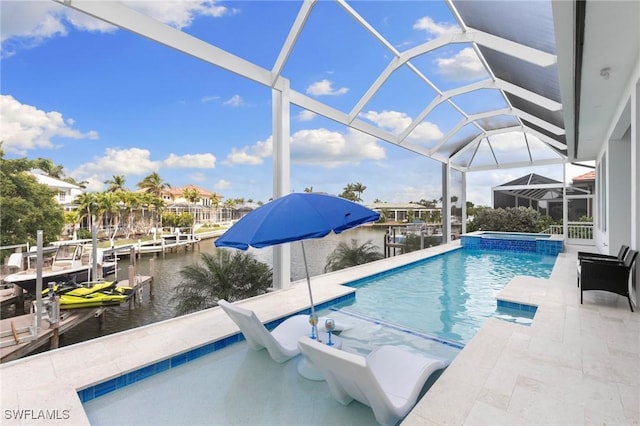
128,265,135,310
149,258,155,298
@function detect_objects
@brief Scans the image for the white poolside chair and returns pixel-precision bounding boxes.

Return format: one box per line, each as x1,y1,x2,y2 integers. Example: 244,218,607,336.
218,299,312,363
297,337,448,426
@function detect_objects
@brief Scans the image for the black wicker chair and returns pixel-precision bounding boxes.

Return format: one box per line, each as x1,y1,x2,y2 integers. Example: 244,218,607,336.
580,249,638,312
577,245,629,287
578,245,629,262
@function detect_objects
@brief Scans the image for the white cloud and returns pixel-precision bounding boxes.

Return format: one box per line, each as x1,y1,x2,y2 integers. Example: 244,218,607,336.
436,47,487,81
223,94,245,107
1,2,68,55
291,128,385,167
359,110,443,143
214,179,231,190
163,153,216,168
297,110,316,121
413,16,460,38
122,1,235,29
77,175,109,193
224,127,386,168
407,122,444,143
224,147,264,165
306,79,349,96
1,1,235,57
0,95,98,155
360,110,411,134
252,138,272,158
69,147,160,190
201,96,220,103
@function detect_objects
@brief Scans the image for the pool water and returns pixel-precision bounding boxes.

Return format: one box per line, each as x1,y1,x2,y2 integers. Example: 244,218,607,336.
336,248,556,344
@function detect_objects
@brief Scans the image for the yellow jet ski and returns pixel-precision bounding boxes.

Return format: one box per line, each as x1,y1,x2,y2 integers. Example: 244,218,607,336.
43,280,133,309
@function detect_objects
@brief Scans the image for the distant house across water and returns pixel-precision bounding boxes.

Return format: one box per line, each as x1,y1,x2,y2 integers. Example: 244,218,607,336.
30,172,83,213
161,185,230,224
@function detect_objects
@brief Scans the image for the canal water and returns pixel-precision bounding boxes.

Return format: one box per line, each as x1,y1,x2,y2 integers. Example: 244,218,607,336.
54,227,388,348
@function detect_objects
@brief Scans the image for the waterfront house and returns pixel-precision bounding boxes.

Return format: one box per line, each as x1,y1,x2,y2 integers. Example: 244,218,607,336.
2,1,638,425
30,172,83,213
160,184,229,224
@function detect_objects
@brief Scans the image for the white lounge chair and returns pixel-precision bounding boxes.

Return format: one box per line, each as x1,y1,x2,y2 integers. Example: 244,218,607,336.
297,337,448,426
218,299,312,363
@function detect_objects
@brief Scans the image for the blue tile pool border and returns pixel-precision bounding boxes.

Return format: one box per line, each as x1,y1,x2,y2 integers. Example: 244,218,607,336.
460,232,564,255
77,292,355,404
330,307,465,351
496,299,538,314
346,247,462,288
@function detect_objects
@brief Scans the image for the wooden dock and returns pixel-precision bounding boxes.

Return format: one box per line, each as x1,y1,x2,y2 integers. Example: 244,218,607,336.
111,234,202,259
106,229,225,260
0,258,156,362
116,266,154,310
0,285,26,310
0,307,103,363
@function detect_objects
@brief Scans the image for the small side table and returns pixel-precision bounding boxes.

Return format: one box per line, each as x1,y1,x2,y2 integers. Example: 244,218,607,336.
297,332,342,381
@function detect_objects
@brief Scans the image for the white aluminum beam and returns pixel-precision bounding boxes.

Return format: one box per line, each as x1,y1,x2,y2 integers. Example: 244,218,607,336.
449,126,522,161
429,108,511,156
271,0,317,87
513,108,565,135
494,79,563,111
55,1,272,86
463,157,566,172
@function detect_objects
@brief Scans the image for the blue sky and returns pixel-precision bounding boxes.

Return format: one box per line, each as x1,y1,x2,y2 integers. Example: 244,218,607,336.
1,1,589,206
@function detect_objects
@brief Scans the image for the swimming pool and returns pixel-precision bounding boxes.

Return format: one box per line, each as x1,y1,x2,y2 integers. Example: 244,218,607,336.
337,248,555,344
82,247,557,424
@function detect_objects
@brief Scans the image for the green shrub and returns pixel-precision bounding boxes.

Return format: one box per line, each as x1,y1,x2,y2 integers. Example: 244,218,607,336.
76,228,92,240
469,207,546,233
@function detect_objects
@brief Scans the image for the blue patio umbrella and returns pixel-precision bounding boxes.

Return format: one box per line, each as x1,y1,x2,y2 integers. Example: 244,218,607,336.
215,192,380,334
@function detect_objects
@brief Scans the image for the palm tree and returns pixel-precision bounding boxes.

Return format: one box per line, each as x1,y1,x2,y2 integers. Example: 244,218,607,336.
63,176,88,189
104,175,126,192
36,158,65,178
224,198,237,209
182,186,200,225
324,239,384,272
137,172,170,197
74,192,99,229
171,251,272,316
352,182,367,201
64,210,81,240
340,183,358,201
96,192,119,240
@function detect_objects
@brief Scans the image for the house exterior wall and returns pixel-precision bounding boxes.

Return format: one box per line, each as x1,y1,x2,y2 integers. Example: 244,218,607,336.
608,134,632,253
591,56,639,307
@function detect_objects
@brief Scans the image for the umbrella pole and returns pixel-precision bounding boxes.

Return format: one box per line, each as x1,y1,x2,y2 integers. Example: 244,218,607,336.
300,241,318,340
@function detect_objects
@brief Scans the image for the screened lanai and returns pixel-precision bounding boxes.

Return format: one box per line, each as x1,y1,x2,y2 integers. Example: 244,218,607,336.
53,0,576,288
492,173,590,220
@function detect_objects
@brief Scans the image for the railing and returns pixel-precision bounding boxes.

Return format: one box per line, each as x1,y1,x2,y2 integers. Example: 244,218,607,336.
543,222,594,240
